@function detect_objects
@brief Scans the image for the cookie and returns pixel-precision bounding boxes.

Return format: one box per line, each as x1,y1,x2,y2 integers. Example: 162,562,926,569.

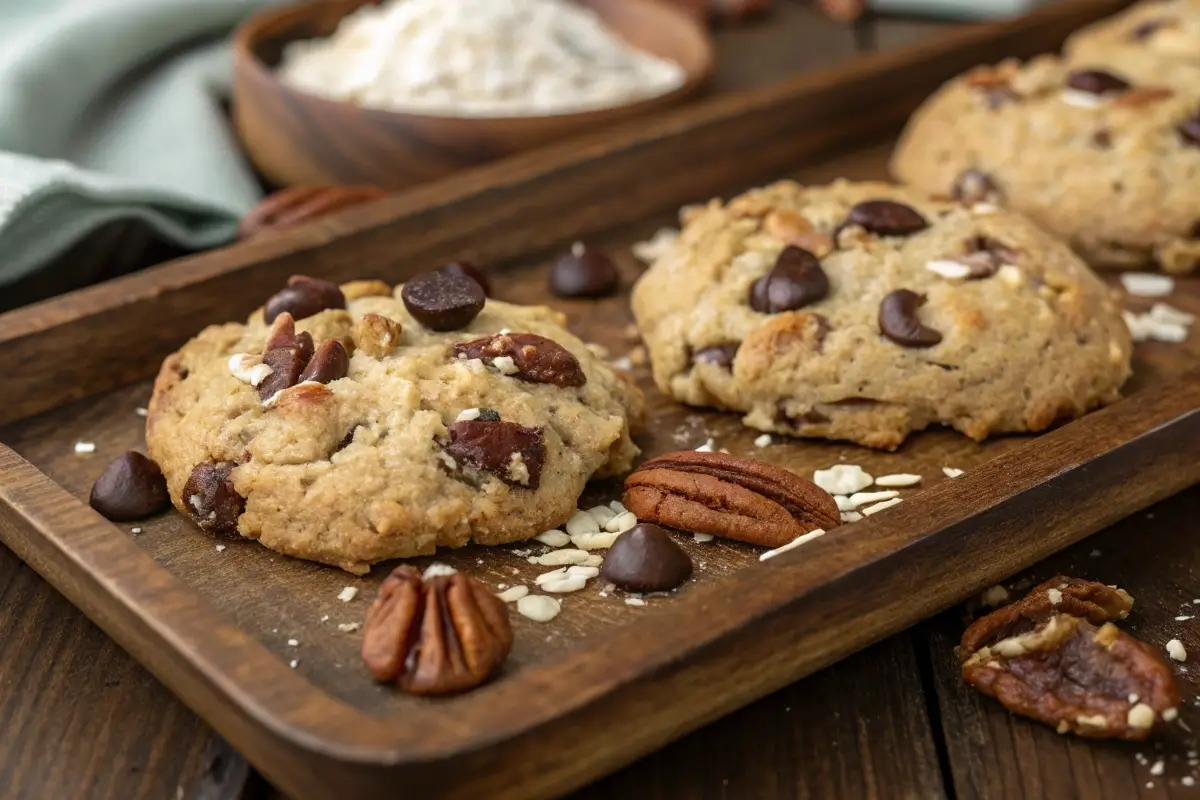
630,179,1131,450
147,275,643,573
1066,0,1200,68
890,52,1200,272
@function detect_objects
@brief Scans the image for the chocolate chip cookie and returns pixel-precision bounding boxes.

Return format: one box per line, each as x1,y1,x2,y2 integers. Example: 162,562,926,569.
630,180,1131,450
890,45,1200,273
1066,0,1200,70
147,275,643,573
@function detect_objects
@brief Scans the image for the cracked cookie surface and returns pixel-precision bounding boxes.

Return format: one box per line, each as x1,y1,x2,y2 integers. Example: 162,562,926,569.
890,43,1200,272
147,280,643,573
631,179,1131,450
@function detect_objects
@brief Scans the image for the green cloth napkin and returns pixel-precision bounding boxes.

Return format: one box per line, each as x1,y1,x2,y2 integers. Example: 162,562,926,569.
0,0,284,293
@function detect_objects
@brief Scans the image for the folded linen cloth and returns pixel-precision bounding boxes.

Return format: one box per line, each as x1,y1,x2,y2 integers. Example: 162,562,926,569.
0,0,282,294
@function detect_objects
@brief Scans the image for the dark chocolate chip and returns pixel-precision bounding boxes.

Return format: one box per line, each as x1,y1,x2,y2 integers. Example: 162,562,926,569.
182,461,245,536
549,243,620,298
1179,111,1200,147
298,340,349,384
1066,69,1131,96
846,200,929,237
692,343,741,369
600,523,693,593
477,408,501,422
749,246,830,314
336,424,362,452
452,332,586,387
258,345,310,401
443,420,545,489
263,275,346,324
89,452,170,522
879,289,943,348
401,270,486,331
439,261,493,297
952,169,1001,204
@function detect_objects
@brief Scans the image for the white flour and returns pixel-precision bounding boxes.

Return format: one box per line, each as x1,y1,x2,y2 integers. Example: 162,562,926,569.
278,0,686,117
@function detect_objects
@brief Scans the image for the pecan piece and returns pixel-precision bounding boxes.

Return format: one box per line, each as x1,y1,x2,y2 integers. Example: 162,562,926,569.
622,451,840,548
443,419,546,489
362,566,513,695
452,333,586,387
238,186,387,240
353,313,403,358
962,614,1180,740
961,576,1133,657
264,275,346,324
182,461,244,536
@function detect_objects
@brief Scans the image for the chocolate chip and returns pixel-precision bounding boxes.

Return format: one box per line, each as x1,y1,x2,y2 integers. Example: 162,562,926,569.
182,461,245,536
1091,128,1113,149
599,523,693,593
258,345,310,401
440,261,492,297
89,452,170,521
1066,69,1131,96
263,275,346,324
1130,18,1168,40
952,169,1000,204
477,408,501,422
749,246,830,314
336,424,362,452
846,200,929,237
443,420,545,489
401,270,486,331
692,343,740,368
549,243,620,298
879,289,942,348
959,235,1020,279
298,340,349,384
452,333,586,387
1179,111,1200,147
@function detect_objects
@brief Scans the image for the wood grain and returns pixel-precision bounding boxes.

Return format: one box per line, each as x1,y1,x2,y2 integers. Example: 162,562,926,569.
0,545,249,800
926,487,1200,799
232,0,714,189
0,0,1129,429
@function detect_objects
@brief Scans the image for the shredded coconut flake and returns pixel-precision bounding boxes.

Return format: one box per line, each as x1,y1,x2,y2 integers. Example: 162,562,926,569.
74,442,96,454
337,622,361,633
1120,272,1175,298
813,465,873,495
943,467,966,478
496,585,529,603
456,407,482,422
760,529,826,562
423,563,458,579
861,497,902,516
517,594,561,622
1167,638,1188,662
754,434,772,448
693,532,714,543
338,586,359,602
535,529,571,547
874,473,921,487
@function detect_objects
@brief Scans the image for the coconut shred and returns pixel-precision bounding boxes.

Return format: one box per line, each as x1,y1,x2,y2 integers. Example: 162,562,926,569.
277,0,687,117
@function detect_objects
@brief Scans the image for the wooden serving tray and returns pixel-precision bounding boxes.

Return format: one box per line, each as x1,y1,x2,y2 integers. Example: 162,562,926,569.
2,1,1197,797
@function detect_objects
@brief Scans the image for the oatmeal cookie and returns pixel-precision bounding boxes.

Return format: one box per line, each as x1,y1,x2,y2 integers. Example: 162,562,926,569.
1066,0,1200,69
630,179,1131,450
147,275,643,573
890,51,1200,272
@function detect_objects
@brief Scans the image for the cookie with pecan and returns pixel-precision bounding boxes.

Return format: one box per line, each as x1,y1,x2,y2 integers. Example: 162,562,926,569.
147,273,643,573
632,179,1130,450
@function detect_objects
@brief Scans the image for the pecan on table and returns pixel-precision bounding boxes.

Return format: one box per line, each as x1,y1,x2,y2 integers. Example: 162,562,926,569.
622,451,840,548
362,566,513,695
960,579,1180,740
238,186,388,240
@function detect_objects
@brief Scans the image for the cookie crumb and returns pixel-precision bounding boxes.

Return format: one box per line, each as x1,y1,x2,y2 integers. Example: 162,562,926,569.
754,434,772,447
980,585,1010,607
130,527,142,535
74,442,96,454
215,544,226,553
943,467,965,478
632,227,679,264
760,528,826,562
320,615,329,623
289,659,299,669
135,407,148,417
1150,759,1165,776
337,586,359,603
1167,639,1188,662
287,639,299,647
337,622,360,633
840,511,863,523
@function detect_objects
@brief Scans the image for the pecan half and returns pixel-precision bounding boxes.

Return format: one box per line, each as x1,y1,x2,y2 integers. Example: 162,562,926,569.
238,186,388,240
961,576,1133,657
962,614,1180,740
362,566,513,695
452,333,586,387
443,419,546,489
622,451,840,548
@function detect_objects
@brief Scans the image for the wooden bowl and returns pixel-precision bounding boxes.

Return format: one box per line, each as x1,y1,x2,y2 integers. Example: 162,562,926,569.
232,0,714,189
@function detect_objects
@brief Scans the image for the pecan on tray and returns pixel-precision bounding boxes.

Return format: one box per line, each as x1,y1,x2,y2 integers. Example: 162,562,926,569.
960,578,1180,740
622,451,840,548
362,566,513,695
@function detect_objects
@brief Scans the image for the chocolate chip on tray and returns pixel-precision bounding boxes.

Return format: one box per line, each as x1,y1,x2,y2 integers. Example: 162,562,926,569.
549,242,620,298
264,275,346,324
182,461,245,536
600,523,693,593
89,452,171,522
401,270,486,331
879,289,943,348
440,261,493,297
298,340,350,384
749,246,830,314
1065,69,1131,96
846,200,929,237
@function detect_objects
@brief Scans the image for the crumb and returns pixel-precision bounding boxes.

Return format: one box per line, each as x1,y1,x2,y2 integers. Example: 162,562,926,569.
625,596,647,607
130,527,142,535
320,615,329,623
754,434,772,447
1167,639,1188,662
337,622,361,633
287,639,299,647
942,467,965,478
338,586,358,602
74,442,96,454
289,659,299,669
135,407,148,417
629,346,647,366
1150,759,1164,776
215,544,226,553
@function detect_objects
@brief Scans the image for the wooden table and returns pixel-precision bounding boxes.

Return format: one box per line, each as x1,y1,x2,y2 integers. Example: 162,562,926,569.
3,4,1197,798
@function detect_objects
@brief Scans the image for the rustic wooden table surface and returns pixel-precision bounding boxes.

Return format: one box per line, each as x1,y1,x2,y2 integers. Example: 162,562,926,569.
2,3,1197,799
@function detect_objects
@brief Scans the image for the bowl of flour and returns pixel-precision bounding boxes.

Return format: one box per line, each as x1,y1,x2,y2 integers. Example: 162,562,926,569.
233,0,713,188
